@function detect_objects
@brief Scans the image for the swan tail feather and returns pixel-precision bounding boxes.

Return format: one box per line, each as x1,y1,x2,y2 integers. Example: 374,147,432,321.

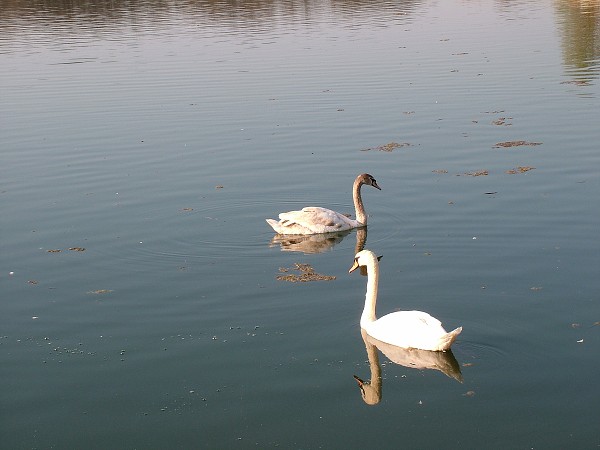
437,326,462,351
266,218,283,233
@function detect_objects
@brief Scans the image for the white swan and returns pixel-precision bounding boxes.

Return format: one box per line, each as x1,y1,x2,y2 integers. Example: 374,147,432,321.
349,250,462,352
266,173,381,235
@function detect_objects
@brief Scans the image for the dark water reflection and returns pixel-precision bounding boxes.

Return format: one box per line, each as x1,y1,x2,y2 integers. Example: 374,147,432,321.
555,0,600,84
2,0,599,85
0,0,421,29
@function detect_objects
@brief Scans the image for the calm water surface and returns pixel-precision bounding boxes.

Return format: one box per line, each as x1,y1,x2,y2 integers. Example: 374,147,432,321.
1,0,599,448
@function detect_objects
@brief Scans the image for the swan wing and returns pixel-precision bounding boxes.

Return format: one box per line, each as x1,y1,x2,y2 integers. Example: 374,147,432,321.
368,311,444,338
267,207,358,235
365,311,460,351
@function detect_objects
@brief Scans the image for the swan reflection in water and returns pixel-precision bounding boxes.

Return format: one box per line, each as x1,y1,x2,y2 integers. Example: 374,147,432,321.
269,227,368,256
269,229,351,254
354,329,463,405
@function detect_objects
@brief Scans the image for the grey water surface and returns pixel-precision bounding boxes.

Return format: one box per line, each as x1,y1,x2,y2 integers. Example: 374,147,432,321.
1,0,599,448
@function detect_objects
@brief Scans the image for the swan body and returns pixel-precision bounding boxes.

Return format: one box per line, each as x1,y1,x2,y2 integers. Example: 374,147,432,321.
349,250,462,352
266,173,381,235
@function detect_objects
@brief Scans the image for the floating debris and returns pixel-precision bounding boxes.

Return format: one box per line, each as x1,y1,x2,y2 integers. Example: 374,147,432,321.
493,141,542,148
69,247,86,252
88,289,113,295
463,170,489,177
215,185,224,189
276,263,336,283
463,390,476,397
47,249,61,253
560,80,590,86
432,169,448,174
181,207,194,212
506,166,535,174
361,142,412,152
492,117,513,126
27,280,38,285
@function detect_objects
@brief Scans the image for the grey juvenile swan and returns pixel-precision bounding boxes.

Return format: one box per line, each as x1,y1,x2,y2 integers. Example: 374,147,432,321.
266,173,381,235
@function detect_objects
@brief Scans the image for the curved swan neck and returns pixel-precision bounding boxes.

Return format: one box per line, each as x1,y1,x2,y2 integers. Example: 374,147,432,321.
353,178,367,225
360,256,379,326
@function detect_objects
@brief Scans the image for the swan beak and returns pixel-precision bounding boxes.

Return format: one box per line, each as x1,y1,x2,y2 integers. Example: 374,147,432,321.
349,258,360,273
353,375,365,386
353,375,367,396
372,180,382,190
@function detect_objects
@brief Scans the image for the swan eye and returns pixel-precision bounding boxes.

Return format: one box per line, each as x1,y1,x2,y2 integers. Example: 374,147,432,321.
369,176,381,190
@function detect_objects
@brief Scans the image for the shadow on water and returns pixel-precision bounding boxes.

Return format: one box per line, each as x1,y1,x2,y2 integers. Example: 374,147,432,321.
354,329,463,406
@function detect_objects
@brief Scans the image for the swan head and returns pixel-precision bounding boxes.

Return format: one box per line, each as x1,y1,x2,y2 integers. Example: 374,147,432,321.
357,173,382,191
349,249,382,273
353,375,381,405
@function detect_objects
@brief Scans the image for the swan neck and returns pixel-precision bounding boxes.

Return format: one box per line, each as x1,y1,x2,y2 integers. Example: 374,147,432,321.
361,258,379,326
353,178,367,225
361,329,381,380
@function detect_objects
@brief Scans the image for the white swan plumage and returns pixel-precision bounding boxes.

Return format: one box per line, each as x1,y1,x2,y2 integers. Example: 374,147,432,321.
349,250,462,352
266,173,381,235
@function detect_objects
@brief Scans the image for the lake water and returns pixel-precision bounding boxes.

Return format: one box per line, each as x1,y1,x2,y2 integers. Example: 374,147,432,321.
1,0,599,448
